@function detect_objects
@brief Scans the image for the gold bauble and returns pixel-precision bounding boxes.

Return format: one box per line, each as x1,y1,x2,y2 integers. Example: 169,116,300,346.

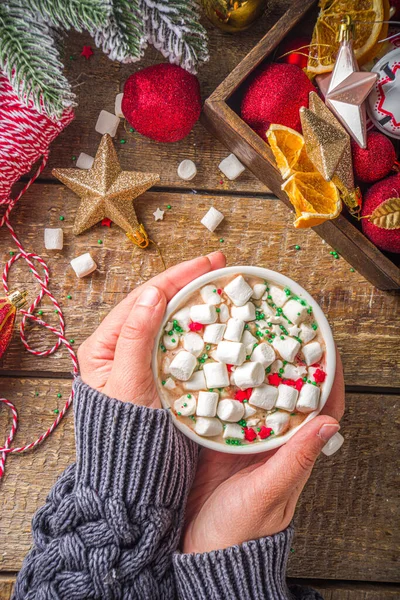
201,0,267,32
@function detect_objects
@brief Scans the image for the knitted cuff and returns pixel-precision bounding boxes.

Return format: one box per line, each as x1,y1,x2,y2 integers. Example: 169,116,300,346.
173,527,294,600
73,378,199,510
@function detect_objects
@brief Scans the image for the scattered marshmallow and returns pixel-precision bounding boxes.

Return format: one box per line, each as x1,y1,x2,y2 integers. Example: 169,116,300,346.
184,370,207,391
276,384,299,411
300,323,317,344
218,153,245,180
322,432,344,456
224,276,253,307
251,343,275,368
243,403,257,418
270,359,283,373
218,304,230,323
190,304,217,325
268,285,288,308
163,377,176,391
173,307,191,332
234,361,265,389
252,283,266,300
95,110,120,137
296,383,320,413
194,417,223,437
178,159,197,181
272,336,301,363
174,394,196,416
283,299,308,325
203,323,226,345
163,333,179,350
223,423,245,440
200,284,222,305
114,93,124,117
217,399,244,422
169,351,197,381
44,228,63,250
183,332,205,357
302,341,323,366
216,341,246,366
265,411,290,436
153,208,164,221
201,207,224,232
76,152,94,170
224,318,245,342
249,384,277,410
197,391,219,417
242,329,257,354
203,362,230,388
70,252,97,278
231,302,256,322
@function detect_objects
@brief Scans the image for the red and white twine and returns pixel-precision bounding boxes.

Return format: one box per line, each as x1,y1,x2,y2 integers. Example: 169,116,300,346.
0,72,75,479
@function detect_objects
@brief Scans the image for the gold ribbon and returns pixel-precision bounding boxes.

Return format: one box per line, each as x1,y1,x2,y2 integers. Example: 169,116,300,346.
126,224,150,248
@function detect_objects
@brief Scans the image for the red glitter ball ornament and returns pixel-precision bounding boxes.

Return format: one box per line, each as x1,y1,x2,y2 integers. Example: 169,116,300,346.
351,132,396,183
278,36,311,70
122,64,201,143
241,63,316,139
361,174,400,254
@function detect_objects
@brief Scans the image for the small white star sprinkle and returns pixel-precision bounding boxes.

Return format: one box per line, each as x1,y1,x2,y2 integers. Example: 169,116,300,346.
153,208,164,221
288,324,301,337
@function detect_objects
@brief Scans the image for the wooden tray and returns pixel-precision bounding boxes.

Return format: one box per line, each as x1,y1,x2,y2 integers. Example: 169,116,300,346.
202,0,400,290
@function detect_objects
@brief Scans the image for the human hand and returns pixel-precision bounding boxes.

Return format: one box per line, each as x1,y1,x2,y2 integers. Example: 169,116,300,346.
78,252,226,407
183,350,345,553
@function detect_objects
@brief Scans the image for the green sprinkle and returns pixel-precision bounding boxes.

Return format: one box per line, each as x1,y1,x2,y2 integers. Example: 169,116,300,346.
330,251,335,255
167,204,172,209
54,309,58,314
98,239,103,244
246,355,250,360
69,339,75,344
244,324,249,330
280,335,285,340
38,310,43,316
69,55,75,60
219,238,224,243
266,366,271,373
237,419,246,427
213,289,217,293
290,413,296,416
72,155,76,161
160,344,166,352
187,394,192,398
57,393,62,398
120,139,126,144
312,381,317,386
35,392,39,397
277,307,283,314
167,330,173,336
162,380,166,386
209,389,214,392
183,403,187,407
171,338,176,343
290,548,295,554
129,127,134,132
267,322,272,327
300,300,306,306
279,368,284,374
307,379,312,384
350,267,355,272
177,412,181,416
303,377,307,382
284,288,291,296
295,245,301,250
206,344,211,351
267,295,272,300
53,408,59,414
67,294,72,299
283,360,288,365
216,308,221,313
9,251,14,255
311,323,318,331
59,216,64,221
307,308,312,314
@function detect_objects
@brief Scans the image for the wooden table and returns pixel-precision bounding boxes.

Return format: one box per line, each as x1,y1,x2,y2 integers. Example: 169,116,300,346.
1,3,399,598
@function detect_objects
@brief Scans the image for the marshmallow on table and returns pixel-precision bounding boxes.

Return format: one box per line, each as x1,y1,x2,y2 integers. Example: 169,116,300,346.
242,329,257,354
95,110,120,137
218,153,245,180
217,399,244,422
203,323,226,344
300,323,317,344
275,384,299,411
268,285,288,308
224,318,245,342
163,377,176,391
296,383,320,413
196,391,219,417
174,394,196,416
178,159,197,181
251,343,275,368
184,370,207,391
218,304,230,323
224,276,253,307
200,284,222,305
163,333,179,350
244,403,257,418
203,362,230,388
302,341,323,366
115,93,124,117
169,351,197,381
190,304,217,325
223,423,245,440
265,411,290,436
183,332,204,357
272,336,301,363
201,206,224,232
249,384,278,410
216,341,246,366
252,283,266,300
70,252,97,278
322,432,344,456
231,302,256,322
282,299,308,325
234,361,265,389
194,417,223,437
44,228,63,250
76,152,94,170
173,307,191,332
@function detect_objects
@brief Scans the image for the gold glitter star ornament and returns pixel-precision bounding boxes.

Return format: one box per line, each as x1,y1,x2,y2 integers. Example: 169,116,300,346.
52,134,160,246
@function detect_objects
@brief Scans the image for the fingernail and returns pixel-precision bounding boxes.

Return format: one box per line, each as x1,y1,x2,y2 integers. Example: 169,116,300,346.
207,250,222,257
137,286,160,307
318,423,340,443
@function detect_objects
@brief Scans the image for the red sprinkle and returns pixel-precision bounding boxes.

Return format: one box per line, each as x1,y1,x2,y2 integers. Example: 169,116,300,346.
268,373,281,386
295,378,304,391
244,427,257,442
189,322,203,332
282,378,296,387
234,390,248,402
313,368,326,383
258,426,273,439
227,364,234,373
217,288,222,295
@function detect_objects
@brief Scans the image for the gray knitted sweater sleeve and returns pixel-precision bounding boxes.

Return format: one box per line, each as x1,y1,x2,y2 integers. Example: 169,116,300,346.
13,378,322,600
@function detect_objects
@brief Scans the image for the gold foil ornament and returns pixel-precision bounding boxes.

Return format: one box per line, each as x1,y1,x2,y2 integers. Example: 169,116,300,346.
201,0,266,32
52,134,160,245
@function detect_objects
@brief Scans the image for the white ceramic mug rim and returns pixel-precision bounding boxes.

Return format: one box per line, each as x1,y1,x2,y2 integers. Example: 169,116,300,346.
151,265,336,454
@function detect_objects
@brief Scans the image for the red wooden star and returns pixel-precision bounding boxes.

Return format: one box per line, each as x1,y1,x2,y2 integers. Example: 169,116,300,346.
101,218,112,227
81,45,94,60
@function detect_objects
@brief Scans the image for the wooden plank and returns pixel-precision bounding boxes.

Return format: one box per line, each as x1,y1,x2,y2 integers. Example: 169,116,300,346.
0,377,398,581
289,581,400,599
1,185,399,387
0,576,14,600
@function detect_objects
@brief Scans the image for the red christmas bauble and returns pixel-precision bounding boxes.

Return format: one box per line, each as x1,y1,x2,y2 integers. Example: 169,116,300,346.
351,132,396,183
241,63,316,138
122,64,201,143
278,36,311,70
361,174,400,253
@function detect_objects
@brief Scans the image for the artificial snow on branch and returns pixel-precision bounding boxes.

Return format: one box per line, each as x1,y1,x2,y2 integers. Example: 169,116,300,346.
94,0,144,62
25,0,112,32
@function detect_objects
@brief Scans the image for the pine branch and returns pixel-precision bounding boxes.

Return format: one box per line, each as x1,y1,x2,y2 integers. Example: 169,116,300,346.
0,1,75,118
94,0,144,62
140,0,209,74
25,0,112,33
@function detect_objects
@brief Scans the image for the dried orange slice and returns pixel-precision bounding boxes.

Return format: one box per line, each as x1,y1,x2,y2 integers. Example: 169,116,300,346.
282,171,342,228
267,124,315,178
307,0,389,75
